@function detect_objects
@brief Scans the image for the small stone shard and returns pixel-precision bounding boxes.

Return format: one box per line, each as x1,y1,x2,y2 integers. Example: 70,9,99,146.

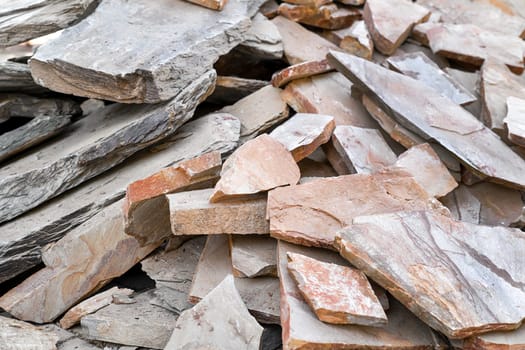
210,134,300,202
238,13,284,60
271,59,334,88
168,189,269,235
324,20,374,60
505,96,525,147
230,235,277,278
184,0,228,11
335,210,525,338
165,275,263,350
287,252,387,326
0,315,58,350
279,3,360,30
208,76,269,105
270,113,335,161
364,0,430,55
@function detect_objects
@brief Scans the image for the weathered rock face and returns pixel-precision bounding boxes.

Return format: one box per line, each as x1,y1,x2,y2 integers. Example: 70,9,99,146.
0,201,159,324
0,70,215,224
363,0,430,55
210,134,300,202
328,51,525,190
287,252,387,326
0,315,59,350
0,61,48,93
387,52,476,106
238,13,284,60
168,189,269,235
268,172,445,248
505,96,525,147
278,241,447,349
325,20,374,60
270,113,335,161
230,235,277,278
165,275,264,350
29,0,264,103
0,0,99,47
271,59,333,88
335,210,525,339
459,325,525,350
0,111,240,285
0,93,80,120
278,3,360,30
124,151,222,246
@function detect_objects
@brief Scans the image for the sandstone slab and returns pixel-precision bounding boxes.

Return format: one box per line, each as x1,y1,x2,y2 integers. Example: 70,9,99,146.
271,59,333,88
230,235,277,278
165,275,263,350
325,20,374,60
279,3,360,30
505,96,525,147
335,210,525,338
0,315,58,350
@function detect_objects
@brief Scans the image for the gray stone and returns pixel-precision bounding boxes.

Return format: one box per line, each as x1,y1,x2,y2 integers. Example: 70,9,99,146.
230,235,277,278
0,61,47,93
238,13,283,60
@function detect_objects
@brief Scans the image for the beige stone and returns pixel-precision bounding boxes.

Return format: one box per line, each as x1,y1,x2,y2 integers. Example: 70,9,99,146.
184,0,227,10
230,235,277,278
324,20,374,60
0,316,58,350
505,96,525,147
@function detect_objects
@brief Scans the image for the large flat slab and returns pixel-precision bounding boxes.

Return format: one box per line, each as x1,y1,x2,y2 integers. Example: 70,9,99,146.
29,0,264,103
0,70,215,224
0,315,58,349
335,210,525,338
328,51,525,190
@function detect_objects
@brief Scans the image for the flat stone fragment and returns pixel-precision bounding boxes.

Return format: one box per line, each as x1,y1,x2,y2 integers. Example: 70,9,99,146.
210,134,300,202
281,72,378,127
445,67,482,118
335,210,525,339
0,315,58,350
272,15,339,65
0,0,98,47
221,85,289,141
505,97,525,147
0,61,47,93
287,252,387,326
0,201,159,324
331,125,397,174
270,113,335,161
387,52,476,106
0,70,215,224
364,0,430,55
0,111,239,285
123,151,222,246
283,0,332,6
325,20,374,60
189,235,280,324
59,287,134,329
328,51,525,190
271,59,333,88
230,235,277,278
458,325,525,350
279,3,360,30
335,0,364,5
238,13,284,60
168,188,269,235
419,23,525,74
184,0,227,10
29,0,264,103
0,93,80,120
208,76,269,105
81,290,178,349
268,172,446,248
278,241,447,349
165,275,263,350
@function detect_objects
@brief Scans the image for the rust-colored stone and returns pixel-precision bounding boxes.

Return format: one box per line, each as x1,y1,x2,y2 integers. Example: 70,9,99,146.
271,59,333,88
183,0,228,11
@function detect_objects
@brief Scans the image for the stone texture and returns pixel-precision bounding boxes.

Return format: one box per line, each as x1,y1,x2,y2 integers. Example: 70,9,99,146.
287,252,387,326
272,15,339,65
221,85,289,141
165,275,263,350
208,76,269,105
0,315,58,350
298,157,338,179
459,325,525,350
59,286,134,329
328,51,525,190
331,125,397,174
324,20,374,60
364,0,430,55
81,289,177,349
29,0,264,103
0,200,159,323
0,0,98,47
184,0,227,10
230,235,277,278
0,111,239,285
0,93,80,120
268,172,445,248
123,151,222,246
0,61,47,93
335,210,525,339
271,59,333,88
279,3,360,30
238,13,283,60
270,113,335,161
278,240,447,349
189,235,280,324
387,52,476,106
168,188,269,235
0,70,215,224
446,67,482,118
505,96,525,147
210,134,300,202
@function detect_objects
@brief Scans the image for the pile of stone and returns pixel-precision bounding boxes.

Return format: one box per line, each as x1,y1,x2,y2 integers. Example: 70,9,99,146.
0,0,524,349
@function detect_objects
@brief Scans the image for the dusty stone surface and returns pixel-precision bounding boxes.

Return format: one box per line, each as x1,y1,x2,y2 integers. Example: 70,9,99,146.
364,0,430,55
30,0,264,103
331,125,397,174
268,172,446,248
238,13,283,60
0,200,159,324
328,51,525,190
0,316,59,350
270,113,335,161
505,96,525,147
279,3,360,30
210,134,300,202
278,241,446,349
168,188,269,235
189,235,280,324
271,59,333,88
184,0,227,10
287,252,387,326
335,210,525,339
0,71,215,224
124,151,222,246
165,275,263,350
446,67,482,117
230,235,277,278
